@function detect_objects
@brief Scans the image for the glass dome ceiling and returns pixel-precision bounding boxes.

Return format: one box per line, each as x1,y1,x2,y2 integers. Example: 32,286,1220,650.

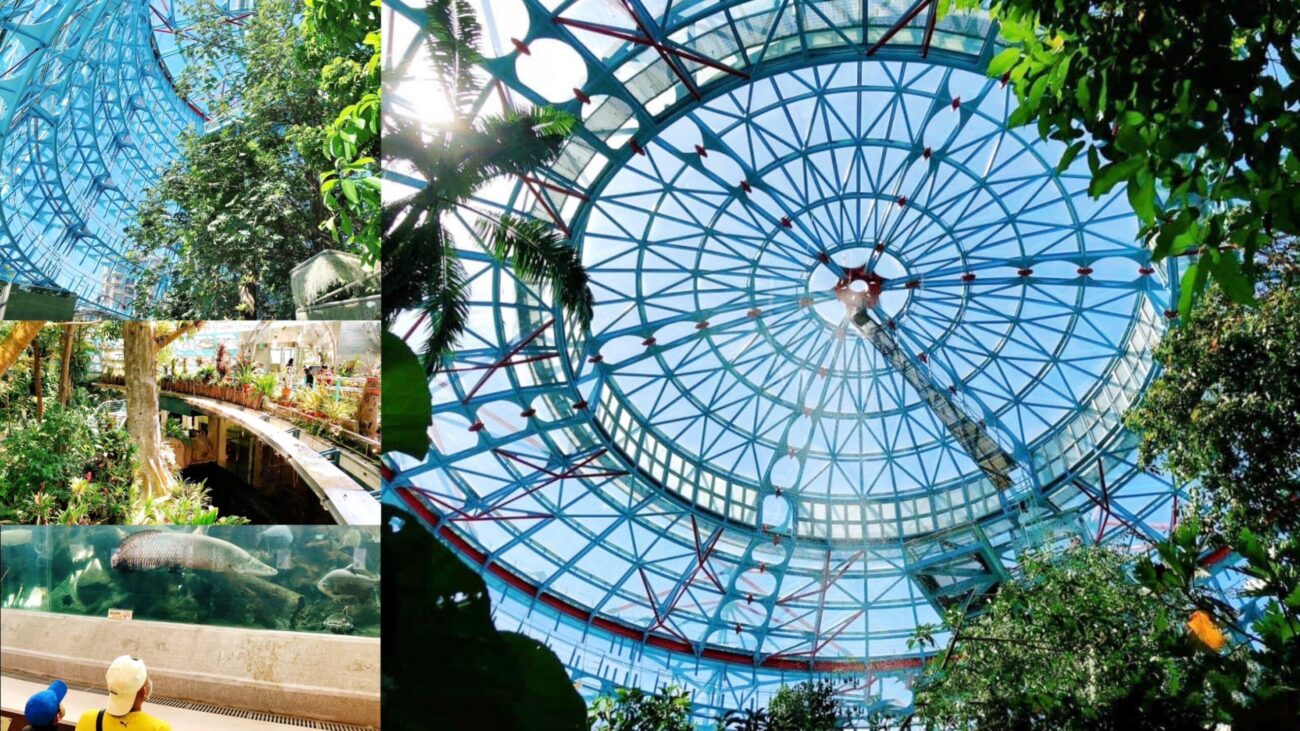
384,0,1200,715
0,0,250,316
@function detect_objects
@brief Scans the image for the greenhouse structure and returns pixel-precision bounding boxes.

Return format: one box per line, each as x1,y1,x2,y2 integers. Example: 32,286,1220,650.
0,0,250,315
380,0,1268,723
0,0,379,319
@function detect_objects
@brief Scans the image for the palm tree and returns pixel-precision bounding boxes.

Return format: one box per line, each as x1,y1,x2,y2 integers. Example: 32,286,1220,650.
383,0,593,373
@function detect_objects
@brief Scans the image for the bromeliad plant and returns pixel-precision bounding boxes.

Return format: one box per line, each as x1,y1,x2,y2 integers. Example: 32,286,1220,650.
382,0,593,373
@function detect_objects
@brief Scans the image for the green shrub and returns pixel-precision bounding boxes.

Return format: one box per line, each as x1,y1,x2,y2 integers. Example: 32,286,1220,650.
0,404,138,523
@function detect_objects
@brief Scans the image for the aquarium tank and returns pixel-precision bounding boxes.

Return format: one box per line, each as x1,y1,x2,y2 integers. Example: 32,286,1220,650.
0,525,379,637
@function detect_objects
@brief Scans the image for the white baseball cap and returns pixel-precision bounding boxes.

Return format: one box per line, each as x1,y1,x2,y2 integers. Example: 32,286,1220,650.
106,655,148,716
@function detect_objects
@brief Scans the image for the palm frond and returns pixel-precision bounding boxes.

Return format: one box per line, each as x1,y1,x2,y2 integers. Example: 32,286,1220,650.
383,192,440,325
464,107,576,182
422,238,470,375
479,215,594,331
423,0,483,117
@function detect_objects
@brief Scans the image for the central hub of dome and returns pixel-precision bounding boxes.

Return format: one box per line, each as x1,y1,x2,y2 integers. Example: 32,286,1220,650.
807,246,910,327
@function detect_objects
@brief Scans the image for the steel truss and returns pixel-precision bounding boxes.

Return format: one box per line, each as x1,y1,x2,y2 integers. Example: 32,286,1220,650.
382,0,1220,716
0,0,249,315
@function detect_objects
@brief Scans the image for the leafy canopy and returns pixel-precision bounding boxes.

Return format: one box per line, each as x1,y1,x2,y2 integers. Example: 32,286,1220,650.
952,0,1300,314
911,546,1218,730
588,686,694,731
129,0,379,318
1127,243,1300,538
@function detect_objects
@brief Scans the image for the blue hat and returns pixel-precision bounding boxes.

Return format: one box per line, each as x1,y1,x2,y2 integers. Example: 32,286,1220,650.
24,679,68,726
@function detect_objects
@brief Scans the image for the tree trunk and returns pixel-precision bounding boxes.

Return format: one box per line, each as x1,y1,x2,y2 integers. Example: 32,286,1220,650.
124,322,173,502
33,339,43,422
59,324,75,407
0,321,46,378
239,275,259,320
357,376,380,439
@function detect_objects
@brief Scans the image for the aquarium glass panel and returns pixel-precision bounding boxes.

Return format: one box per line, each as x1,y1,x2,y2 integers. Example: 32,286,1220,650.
0,525,379,637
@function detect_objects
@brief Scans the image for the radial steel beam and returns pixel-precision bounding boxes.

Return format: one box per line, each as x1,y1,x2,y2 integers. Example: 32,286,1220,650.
847,303,1016,488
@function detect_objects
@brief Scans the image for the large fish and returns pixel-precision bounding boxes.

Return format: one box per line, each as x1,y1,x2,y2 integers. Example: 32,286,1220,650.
0,528,32,546
111,531,277,576
258,525,294,549
317,567,379,601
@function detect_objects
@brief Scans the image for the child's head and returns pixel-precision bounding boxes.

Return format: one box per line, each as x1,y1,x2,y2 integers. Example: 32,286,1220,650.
24,679,68,727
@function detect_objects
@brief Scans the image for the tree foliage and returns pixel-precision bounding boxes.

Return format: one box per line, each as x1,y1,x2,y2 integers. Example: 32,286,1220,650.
588,686,694,731
129,0,379,318
308,0,382,265
764,680,860,731
1128,264,1300,538
911,546,1218,730
382,504,586,731
383,0,592,372
1133,515,1300,729
955,0,1300,313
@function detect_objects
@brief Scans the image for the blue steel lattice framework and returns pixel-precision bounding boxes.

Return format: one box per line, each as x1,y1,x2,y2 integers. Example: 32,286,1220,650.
0,0,250,316
383,0,1227,717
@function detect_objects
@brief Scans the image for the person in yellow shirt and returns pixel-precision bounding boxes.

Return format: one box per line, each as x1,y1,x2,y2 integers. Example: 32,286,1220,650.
74,655,171,731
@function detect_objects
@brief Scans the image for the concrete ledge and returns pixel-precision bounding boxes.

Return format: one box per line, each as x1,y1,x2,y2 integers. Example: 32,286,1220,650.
2,675,343,731
1,610,379,728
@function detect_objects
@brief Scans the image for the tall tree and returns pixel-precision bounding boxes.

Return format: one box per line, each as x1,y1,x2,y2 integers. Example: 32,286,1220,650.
128,0,377,318
123,321,203,501
309,0,382,265
1127,243,1300,538
58,324,76,407
910,547,1217,730
383,0,593,372
954,0,1300,312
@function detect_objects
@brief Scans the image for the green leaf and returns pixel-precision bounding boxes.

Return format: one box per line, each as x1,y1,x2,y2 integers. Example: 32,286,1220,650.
987,47,1021,78
381,331,432,459
1056,140,1086,173
341,178,359,204
1089,157,1143,197
1209,251,1255,305
1127,171,1157,226
1177,260,1209,318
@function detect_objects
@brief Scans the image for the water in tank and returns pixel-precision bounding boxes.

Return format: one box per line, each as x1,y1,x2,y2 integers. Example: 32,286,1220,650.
0,525,379,636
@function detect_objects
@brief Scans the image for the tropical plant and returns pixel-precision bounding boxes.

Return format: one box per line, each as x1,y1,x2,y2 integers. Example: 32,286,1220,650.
293,383,328,413
766,680,858,731
135,478,248,525
588,686,694,731
381,331,431,459
163,418,191,444
1132,514,1300,728
215,343,230,380
253,373,280,402
0,404,138,524
383,0,593,372
318,394,357,423
949,0,1300,313
309,0,382,264
196,364,218,384
909,545,1218,730
383,504,585,731
229,354,261,387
